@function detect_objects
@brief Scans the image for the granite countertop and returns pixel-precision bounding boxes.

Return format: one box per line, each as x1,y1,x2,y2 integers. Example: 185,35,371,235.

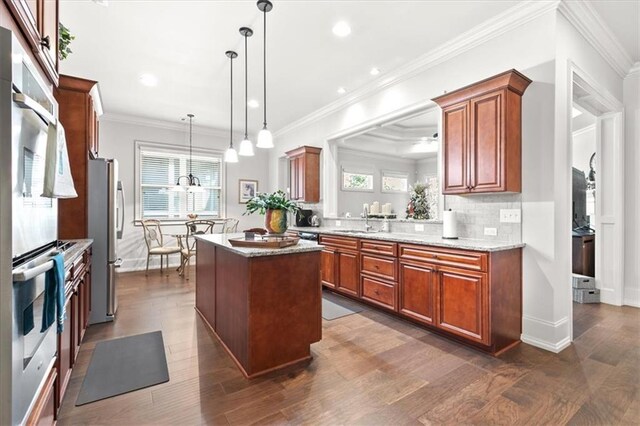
62,239,93,270
195,233,324,258
289,226,524,252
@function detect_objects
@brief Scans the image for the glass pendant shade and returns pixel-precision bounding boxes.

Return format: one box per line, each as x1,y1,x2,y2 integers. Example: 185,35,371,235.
225,146,239,163
170,185,185,192
238,137,255,156
256,127,273,148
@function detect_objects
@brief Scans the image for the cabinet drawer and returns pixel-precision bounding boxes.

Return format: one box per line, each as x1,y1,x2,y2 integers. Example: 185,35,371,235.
361,276,396,310
360,239,397,256
361,254,396,281
319,235,358,251
399,244,487,272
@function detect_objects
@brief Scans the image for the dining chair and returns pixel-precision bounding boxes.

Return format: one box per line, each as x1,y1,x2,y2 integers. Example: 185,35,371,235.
141,219,181,276
180,219,216,279
223,218,240,233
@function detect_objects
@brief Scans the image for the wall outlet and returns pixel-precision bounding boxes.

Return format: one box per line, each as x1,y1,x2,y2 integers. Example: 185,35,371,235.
484,227,498,236
415,224,425,232
500,209,521,223
335,220,341,227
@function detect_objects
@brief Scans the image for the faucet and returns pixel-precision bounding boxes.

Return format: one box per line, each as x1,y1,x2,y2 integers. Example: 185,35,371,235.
362,205,373,232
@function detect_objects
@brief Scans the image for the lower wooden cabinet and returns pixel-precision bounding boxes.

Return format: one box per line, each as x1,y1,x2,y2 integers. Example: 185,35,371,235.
320,235,522,355
26,368,56,426
436,267,489,345
320,248,337,289
337,251,359,297
55,298,72,411
398,261,437,326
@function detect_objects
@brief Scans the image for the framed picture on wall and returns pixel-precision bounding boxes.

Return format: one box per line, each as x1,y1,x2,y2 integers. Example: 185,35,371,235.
239,179,258,203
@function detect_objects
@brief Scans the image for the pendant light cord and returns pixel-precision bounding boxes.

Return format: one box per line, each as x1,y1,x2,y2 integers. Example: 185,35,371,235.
230,55,234,148
262,9,267,127
244,34,249,139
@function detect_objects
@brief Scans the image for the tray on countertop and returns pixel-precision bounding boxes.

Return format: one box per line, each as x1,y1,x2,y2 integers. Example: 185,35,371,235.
228,235,300,249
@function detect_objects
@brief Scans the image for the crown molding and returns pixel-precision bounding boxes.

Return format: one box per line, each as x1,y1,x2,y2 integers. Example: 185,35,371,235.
101,112,238,139
627,62,640,79
274,0,559,138
558,0,634,79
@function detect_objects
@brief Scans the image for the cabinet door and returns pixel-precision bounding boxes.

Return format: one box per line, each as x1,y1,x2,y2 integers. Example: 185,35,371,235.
26,367,56,426
56,297,72,412
83,268,91,329
337,250,359,297
436,267,489,345
296,157,305,201
469,90,504,192
289,158,298,200
71,286,80,361
6,0,40,48
399,262,437,325
442,101,470,194
320,248,337,289
39,0,58,76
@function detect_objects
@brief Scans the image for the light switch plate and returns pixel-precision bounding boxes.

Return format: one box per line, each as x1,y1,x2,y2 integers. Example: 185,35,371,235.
500,209,521,223
484,227,498,236
335,220,341,227
415,224,425,232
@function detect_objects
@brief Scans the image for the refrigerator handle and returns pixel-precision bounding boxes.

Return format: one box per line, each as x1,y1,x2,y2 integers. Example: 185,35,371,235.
117,181,125,240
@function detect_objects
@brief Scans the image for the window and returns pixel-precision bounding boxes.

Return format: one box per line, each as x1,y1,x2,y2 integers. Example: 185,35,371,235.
342,167,374,191
135,141,224,221
425,176,440,219
381,171,408,193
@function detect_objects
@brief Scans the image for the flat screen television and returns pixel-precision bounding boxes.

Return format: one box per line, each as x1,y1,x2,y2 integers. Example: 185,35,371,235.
572,167,589,228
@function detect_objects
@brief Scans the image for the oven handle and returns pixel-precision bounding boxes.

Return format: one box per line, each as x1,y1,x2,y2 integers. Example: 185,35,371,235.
12,260,54,282
12,91,57,127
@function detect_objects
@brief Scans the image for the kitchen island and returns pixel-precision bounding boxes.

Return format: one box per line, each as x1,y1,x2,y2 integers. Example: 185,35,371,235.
194,233,323,378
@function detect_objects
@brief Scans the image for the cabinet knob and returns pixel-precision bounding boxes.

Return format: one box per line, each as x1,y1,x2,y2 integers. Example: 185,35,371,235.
374,265,380,269
40,36,51,50
433,254,439,259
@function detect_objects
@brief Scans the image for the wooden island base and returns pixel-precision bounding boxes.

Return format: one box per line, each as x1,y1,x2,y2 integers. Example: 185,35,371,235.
195,236,322,379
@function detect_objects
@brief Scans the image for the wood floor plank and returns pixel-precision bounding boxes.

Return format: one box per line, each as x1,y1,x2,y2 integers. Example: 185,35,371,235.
56,269,639,425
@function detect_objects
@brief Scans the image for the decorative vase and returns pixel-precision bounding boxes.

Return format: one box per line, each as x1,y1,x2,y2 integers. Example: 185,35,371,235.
264,208,287,234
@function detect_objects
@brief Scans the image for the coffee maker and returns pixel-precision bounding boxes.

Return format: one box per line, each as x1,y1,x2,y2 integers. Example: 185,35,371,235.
295,209,313,227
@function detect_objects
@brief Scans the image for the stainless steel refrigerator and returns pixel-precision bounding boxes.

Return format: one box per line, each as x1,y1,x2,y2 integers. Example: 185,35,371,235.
88,158,124,324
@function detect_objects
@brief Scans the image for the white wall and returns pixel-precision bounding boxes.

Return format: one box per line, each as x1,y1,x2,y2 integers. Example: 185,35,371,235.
269,11,561,349
416,157,438,182
623,68,640,307
337,148,417,217
571,125,596,173
99,116,268,271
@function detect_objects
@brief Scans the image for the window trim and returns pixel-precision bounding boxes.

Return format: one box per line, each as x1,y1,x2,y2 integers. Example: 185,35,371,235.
381,170,409,193
341,164,374,192
134,140,226,223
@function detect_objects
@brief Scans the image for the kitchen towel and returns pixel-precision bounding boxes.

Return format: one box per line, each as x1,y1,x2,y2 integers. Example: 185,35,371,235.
42,122,77,198
41,253,66,333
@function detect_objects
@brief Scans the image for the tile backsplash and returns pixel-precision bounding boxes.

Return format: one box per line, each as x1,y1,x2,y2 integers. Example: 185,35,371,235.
310,193,522,242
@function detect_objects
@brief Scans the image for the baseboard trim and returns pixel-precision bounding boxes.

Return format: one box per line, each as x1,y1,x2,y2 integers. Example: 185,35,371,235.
521,314,571,353
623,287,640,308
521,334,572,353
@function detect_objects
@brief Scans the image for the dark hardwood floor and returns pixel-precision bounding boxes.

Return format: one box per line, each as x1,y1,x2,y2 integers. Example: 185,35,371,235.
58,269,640,425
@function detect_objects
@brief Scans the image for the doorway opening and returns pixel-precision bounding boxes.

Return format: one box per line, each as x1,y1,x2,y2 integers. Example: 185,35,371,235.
569,65,625,342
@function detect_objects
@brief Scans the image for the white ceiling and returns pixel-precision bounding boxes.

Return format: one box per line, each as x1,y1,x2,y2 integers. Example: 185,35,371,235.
340,107,440,159
59,1,638,136
59,0,520,133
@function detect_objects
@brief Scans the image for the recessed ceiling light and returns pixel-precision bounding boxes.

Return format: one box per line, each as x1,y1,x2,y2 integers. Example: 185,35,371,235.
572,106,583,118
370,67,380,76
248,99,260,109
337,87,346,95
332,21,351,37
139,73,158,87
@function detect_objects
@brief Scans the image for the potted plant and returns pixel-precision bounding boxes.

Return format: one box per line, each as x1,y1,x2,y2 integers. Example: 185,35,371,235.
244,190,300,234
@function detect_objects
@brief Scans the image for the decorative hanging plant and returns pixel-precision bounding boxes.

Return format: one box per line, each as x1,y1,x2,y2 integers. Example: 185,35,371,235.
406,182,431,220
58,23,75,61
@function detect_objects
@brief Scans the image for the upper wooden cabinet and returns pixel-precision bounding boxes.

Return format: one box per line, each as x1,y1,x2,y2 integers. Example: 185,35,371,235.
4,0,59,85
55,75,103,239
285,146,321,202
433,69,531,195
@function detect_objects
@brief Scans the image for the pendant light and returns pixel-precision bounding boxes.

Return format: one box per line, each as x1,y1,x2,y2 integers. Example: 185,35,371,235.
238,27,255,156
224,50,239,163
173,114,204,192
256,0,274,149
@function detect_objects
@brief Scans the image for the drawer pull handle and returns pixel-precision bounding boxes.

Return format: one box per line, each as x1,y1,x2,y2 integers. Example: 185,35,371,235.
374,265,380,269
433,255,439,259
374,289,379,295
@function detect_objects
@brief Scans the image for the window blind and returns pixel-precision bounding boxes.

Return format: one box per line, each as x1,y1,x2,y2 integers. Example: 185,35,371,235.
139,148,222,220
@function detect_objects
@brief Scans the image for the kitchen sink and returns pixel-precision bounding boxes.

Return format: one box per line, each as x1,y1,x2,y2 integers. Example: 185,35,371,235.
332,229,379,234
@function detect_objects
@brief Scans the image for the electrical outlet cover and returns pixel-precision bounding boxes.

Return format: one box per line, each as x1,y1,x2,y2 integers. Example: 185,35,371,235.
415,224,425,232
484,227,497,236
500,209,522,223
335,220,341,227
